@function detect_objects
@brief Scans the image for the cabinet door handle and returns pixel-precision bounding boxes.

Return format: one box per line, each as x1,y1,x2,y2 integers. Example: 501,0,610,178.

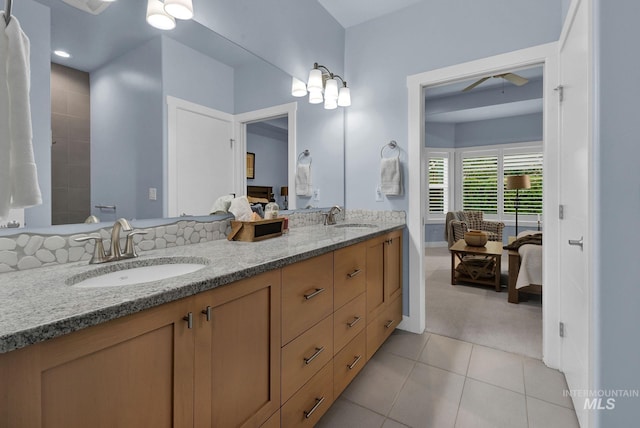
183,312,193,329
303,346,325,365
304,397,326,419
201,306,212,321
347,269,362,278
304,288,325,300
347,316,361,328
384,319,395,329
347,355,362,370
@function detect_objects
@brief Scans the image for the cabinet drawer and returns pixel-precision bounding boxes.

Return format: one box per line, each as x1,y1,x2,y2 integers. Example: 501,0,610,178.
366,295,402,360
260,410,280,428
281,361,333,428
334,242,366,309
333,292,366,354
282,253,334,345
333,330,366,398
281,315,333,404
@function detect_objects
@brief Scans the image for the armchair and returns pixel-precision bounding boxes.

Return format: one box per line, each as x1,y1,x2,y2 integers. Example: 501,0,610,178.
446,211,505,248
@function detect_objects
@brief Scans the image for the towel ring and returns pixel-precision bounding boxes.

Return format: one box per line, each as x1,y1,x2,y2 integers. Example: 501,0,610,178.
298,149,312,165
380,140,399,158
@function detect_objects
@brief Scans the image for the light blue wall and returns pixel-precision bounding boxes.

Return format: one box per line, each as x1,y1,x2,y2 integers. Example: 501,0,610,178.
193,0,345,81
345,0,561,314
17,0,50,227
234,54,346,209
455,113,543,147
162,36,235,114
246,124,288,207
91,38,163,221
595,0,640,425
425,122,455,148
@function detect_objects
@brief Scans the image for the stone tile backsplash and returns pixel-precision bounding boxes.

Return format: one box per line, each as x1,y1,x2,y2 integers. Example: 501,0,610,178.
0,210,404,273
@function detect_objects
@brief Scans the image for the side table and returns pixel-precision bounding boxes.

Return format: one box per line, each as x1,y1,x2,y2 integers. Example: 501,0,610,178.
450,240,504,292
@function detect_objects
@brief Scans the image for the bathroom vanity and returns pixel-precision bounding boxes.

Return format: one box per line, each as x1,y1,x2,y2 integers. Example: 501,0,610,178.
0,221,403,427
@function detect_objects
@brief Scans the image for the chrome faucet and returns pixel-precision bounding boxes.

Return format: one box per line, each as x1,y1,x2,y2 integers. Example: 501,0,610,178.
324,205,343,225
109,218,133,259
74,218,141,264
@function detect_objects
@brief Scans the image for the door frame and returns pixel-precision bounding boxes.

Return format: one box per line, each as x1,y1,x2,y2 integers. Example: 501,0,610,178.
234,102,298,209
406,42,562,368
166,96,237,217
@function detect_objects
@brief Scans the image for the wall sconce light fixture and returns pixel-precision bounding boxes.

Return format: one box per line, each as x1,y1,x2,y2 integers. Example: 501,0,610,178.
146,0,194,30
291,63,351,109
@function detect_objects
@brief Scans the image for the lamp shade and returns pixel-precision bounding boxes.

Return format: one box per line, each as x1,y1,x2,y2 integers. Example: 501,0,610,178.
291,77,307,97
324,97,337,110
309,89,323,104
337,86,351,107
324,78,339,100
164,0,194,20
280,186,288,196
307,68,323,92
147,0,176,30
506,174,531,190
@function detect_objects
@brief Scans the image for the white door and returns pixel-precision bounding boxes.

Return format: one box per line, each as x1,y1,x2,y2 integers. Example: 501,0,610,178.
167,97,236,217
558,0,591,424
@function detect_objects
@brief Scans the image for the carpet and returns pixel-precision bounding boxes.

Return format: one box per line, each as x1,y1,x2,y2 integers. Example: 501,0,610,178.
425,246,542,359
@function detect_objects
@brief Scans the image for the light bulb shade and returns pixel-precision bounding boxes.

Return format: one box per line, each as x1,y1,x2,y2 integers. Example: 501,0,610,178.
324,97,338,110
164,0,194,20
307,68,323,92
309,89,323,104
337,86,351,107
291,77,307,97
324,78,339,100
147,0,176,30
506,174,531,190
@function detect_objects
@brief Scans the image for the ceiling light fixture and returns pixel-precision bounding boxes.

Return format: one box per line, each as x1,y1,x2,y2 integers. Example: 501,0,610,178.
53,50,71,58
292,63,351,109
146,0,194,30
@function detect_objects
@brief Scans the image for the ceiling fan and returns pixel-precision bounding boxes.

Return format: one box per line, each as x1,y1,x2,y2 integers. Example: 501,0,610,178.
462,72,529,92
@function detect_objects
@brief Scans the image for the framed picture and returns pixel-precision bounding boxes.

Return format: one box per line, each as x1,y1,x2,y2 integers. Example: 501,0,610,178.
246,152,255,179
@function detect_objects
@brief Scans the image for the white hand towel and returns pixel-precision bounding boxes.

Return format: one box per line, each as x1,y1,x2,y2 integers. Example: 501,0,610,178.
228,196,253,221
295,163,313,197
380,157,402,196
0,13,11,219
5,14,42,211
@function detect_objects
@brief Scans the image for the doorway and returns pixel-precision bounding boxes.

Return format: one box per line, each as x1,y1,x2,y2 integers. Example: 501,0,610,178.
405,43,562,369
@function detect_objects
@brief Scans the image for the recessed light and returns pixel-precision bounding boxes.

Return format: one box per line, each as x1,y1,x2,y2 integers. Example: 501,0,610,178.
54,50,71,58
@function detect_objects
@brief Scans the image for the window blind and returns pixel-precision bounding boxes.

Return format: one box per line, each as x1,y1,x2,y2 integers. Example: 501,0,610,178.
461,155,498,214
428,156,448,214
504,152,543,214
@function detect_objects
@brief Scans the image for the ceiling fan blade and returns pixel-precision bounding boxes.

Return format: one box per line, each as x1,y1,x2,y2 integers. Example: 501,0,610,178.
462,76,490,92
500,72,529,86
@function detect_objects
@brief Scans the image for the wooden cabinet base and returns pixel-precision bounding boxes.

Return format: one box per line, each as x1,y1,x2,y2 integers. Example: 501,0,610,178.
366,295,402,360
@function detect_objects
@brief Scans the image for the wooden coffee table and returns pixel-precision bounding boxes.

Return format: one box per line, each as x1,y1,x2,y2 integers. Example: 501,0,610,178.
450,240,503,291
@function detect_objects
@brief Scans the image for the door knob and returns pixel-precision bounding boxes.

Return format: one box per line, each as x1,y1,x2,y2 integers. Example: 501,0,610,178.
568,237,583,250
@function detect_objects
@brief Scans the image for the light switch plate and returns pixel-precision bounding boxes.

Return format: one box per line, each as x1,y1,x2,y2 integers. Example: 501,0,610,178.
149,187,157,201
313,188,320,201
375,185,383,202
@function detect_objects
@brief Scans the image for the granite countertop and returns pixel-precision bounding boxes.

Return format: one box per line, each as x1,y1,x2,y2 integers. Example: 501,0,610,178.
0,221,404,354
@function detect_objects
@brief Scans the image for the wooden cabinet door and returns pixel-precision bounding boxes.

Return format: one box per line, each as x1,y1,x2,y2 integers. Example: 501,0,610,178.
194,270,281,428
365,236,385,321
0,297,196,428
384,231,402,303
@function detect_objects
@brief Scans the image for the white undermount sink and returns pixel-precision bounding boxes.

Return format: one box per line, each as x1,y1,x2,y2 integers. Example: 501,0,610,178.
68,257,209,288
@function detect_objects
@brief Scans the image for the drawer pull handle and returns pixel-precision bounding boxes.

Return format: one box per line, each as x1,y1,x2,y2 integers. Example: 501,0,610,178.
304,397,326,419
183,312,193,329
201,306,212,322
348,355,362,370
304,288,325,300
347,269,362,278
384,319,395,329
347,316,361,328
304,347,325,365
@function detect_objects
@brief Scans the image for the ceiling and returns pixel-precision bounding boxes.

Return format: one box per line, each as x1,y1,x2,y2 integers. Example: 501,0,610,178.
317,0,423,28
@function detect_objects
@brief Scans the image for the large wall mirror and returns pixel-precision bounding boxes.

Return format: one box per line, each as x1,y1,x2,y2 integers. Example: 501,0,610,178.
4,0,344,234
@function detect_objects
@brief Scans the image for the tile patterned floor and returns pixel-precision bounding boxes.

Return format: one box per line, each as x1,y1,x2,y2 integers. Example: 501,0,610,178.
316,331,579,428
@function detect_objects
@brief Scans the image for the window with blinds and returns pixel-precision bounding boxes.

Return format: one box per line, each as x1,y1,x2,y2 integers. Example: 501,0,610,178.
428,155,448,214
461,155,498,214
504,152,543,215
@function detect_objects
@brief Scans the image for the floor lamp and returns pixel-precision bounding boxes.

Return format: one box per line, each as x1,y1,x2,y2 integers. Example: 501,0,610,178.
506,175,531,236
